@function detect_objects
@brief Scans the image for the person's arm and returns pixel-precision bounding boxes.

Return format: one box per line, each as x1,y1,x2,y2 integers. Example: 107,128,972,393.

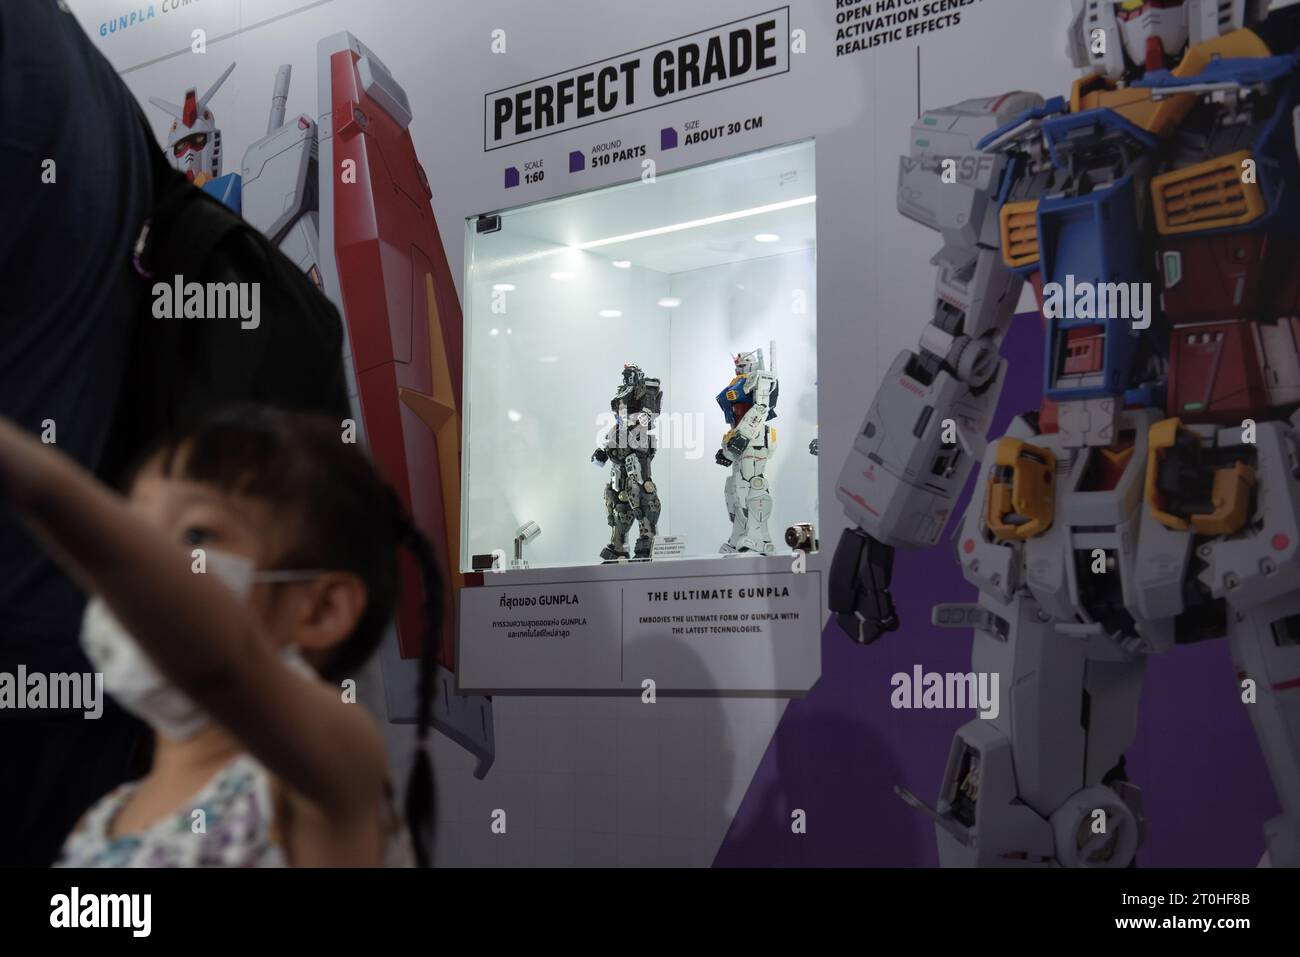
0,416,388,821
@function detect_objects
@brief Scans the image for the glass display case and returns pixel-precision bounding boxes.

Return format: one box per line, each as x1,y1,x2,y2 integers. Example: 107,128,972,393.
462,140,817,571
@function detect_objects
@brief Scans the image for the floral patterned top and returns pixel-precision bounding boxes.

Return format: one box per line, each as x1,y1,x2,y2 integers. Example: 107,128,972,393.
55,753,415,868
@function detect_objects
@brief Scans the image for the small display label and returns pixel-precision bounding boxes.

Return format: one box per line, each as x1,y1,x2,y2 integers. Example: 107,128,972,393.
651,535,688,559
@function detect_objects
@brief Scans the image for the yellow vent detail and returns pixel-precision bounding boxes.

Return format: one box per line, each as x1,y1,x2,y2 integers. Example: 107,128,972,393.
1000,200,1040,269
1152,151,1266,235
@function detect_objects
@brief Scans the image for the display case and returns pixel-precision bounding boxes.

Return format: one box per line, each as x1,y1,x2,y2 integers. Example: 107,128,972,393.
462,140,817,571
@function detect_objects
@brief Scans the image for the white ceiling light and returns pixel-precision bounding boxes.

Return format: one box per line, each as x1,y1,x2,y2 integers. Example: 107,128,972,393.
599,309,623,318
492,282,516,291
507,409,523,422
657,297,682,308
571,195,815,250
489,328,500,336
754,232,780,243
611,260,632,269
551,271,575,281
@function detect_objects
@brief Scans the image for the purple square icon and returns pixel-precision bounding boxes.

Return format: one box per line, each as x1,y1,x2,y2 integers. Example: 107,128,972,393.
504,166,520,188
569,151,585,173
660,127,677,150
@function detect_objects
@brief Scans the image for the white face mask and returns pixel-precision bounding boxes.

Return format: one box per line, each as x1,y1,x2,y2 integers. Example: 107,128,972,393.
79,548,320,741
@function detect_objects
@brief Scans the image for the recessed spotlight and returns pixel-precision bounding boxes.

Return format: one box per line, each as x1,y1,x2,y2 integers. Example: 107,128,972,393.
657,297,682,308
599,309,623,318
489,328,500,336
551,271,575,281
492,282,516,292
506,328,513,335
612,260,632,269
507,409,523,422
754,232,780,243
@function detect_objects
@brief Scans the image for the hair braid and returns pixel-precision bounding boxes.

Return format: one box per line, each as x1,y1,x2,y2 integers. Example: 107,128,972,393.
393,506,441,868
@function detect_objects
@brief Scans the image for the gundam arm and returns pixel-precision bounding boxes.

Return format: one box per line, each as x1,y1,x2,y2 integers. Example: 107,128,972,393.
829,94,1041,643
721,371,774,461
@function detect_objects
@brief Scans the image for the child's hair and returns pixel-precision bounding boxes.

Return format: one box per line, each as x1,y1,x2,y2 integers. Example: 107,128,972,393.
136,404,441,866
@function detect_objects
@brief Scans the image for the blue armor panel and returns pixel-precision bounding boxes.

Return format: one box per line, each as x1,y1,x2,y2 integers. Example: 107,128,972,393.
201,172,242,213
1037,174,1150,402
716,375,778,424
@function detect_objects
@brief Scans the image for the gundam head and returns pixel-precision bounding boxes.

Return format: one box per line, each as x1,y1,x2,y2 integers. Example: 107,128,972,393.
147,62,236,185
614,364,646,407
1067,0,1268,79
734,349,765,378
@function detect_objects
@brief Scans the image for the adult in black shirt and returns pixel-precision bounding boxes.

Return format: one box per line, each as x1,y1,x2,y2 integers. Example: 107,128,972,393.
0,0,158,866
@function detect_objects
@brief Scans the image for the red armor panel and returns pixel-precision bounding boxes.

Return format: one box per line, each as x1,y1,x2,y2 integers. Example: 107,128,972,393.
1159,233,1268,323
1162,231,1300,424
327,49,464,667
1168,320,1267,424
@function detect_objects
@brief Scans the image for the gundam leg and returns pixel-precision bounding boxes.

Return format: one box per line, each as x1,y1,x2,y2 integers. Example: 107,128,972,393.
600,467,633,562
722,472,741,553
723,446,774,554
928,591,1146,866
630,452,661,561
1218,421,1300,866
1230,598,1300,866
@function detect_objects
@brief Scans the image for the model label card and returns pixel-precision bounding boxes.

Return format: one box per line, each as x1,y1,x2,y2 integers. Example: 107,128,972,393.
484,7,790,150
458,568,821,694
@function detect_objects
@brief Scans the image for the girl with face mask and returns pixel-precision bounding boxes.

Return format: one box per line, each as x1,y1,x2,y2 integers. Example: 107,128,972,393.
0,406,440,867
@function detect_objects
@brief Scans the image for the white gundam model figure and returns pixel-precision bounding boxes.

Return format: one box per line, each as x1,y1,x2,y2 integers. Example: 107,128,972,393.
830,0,1300,866
147,34,495,777
592,365,663,562
717,348,779,554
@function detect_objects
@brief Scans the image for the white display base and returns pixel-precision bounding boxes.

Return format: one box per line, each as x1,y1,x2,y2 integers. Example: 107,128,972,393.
456,554,822,696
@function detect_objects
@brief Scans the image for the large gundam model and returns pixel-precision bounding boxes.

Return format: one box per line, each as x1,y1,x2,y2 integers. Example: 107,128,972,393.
148,35,494,776
831,0,1300,865
593,365,662,562
717,349,778,554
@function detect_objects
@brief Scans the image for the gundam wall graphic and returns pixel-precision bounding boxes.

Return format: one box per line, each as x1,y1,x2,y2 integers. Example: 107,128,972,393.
76,0,1300,867
140,33,493,774
830,0,1300,867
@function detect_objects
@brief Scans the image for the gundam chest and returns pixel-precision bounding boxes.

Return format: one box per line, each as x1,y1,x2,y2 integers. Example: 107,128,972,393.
718,377,753,425
1006,110,1300,422
716,376,777,424
199,172,243,212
